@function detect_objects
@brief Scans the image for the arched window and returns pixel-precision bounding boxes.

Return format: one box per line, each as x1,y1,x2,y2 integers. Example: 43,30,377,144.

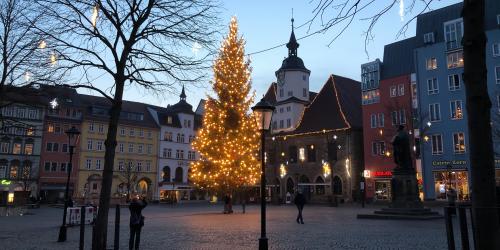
175,167,183,183
333,176,343,195
315,176,325,195
162,166,171,182
9,160,20,179
22,160,32,179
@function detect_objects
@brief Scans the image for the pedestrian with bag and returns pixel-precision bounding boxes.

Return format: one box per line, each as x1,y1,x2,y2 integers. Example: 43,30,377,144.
294,190,306,224
129,195,147,250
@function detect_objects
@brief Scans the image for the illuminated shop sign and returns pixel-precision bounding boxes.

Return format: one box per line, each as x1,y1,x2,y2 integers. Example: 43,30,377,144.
0,179,12,185
432,160,467,167
373,171,392,177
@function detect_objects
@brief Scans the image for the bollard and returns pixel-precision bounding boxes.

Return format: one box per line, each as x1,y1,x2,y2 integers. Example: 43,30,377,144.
457,206,470,250
114,204,120,250
444,206,456,250
79,206,85,250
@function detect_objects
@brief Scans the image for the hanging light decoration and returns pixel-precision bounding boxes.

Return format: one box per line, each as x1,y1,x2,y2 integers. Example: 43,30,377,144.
39,40,47,49
323,162,331,178
50,51,57,66
279,164,286,178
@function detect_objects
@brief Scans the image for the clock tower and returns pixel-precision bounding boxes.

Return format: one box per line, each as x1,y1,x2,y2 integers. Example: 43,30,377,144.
272,18,311,133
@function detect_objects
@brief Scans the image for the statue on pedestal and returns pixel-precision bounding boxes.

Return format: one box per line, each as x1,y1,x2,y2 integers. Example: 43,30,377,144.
392,125,412,170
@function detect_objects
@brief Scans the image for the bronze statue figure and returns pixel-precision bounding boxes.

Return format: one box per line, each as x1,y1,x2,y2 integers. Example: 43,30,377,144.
391,125,412,169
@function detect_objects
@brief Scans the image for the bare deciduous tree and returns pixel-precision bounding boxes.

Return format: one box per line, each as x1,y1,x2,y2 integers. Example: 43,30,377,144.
33,0,220,248
307,0,498,248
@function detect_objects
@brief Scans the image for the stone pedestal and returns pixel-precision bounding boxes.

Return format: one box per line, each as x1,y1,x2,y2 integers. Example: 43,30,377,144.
389,167,422,209
357,167,442,220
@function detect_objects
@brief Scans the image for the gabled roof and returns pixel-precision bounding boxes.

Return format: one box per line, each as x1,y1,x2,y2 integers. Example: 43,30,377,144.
415,3,462,46
293,74,362,134
79,94,159,128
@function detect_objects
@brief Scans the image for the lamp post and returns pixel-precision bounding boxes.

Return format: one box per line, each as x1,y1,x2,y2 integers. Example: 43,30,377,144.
252,98,274,250
58,126,80,242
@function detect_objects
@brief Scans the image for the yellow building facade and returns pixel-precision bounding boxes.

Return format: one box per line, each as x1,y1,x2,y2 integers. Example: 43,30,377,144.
75,96,159,204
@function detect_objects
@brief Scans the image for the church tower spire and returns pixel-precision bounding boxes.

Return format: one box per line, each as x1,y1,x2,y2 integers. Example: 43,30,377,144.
286,17,299,57
180,85,186,101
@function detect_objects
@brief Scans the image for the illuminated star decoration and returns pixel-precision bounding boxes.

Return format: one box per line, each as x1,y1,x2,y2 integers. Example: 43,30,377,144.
191,42,202,56
50,98,58,109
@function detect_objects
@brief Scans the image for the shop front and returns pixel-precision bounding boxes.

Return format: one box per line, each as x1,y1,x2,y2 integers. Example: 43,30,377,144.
431,160,469,201
159,183,192,203
364,170,393,201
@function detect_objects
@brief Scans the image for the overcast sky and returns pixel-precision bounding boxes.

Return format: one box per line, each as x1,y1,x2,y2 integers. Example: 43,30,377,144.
82,0,461,108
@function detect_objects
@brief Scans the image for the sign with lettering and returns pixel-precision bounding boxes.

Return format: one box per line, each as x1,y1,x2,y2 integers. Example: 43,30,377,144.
373,171,392,177
432,160,467,167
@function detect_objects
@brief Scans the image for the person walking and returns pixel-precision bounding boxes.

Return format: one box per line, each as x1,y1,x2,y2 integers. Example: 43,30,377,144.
129,195,147,250
294,190,306,224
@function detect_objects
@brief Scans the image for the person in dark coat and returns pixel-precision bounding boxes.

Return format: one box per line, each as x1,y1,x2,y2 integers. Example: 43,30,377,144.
129,195,147,250
294,190,306,224
223,193,233,214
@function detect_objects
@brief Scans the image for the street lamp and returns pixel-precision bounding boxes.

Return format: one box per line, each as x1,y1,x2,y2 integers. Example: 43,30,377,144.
58,126,80,242
252,98,274,250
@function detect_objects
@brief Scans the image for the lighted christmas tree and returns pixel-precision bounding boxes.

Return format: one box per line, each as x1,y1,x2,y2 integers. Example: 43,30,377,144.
190,17,260,194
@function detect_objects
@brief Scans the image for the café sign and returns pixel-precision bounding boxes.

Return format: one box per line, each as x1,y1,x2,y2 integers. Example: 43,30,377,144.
432,160,467,167
0,179,12,185
373,171,392,177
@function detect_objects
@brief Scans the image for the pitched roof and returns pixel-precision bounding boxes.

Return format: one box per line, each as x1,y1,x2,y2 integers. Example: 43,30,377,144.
415,3,462,46
79,94,159,128
293,75,362,134
381,37,418,79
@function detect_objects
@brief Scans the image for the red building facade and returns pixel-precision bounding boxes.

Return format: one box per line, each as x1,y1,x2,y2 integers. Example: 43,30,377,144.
38,87,83,202
361,38,419,201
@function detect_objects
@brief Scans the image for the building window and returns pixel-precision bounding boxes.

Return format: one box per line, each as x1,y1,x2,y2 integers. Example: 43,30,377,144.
286,106,291,112
128,143,134,153
137,162,142,172
279,88,284,97
391,111,399,125
496,66,500,84
390,86,397,97
86,159,92,169
431,134,444,155
51,162,57,172
176,133,181,142
52,143,59,152
1,142,9,153
303,88,307,97
272,121,277,130
453,132,466,154
427,78,439,95
450,100,463,120
398,84,404,96
286,119,291,128
24,143,33,155
89,123,94,132
429,103,441,122
98,124,104,133
118,161,124,171
47,123,54,133
119,143,124,153
371,141,385,155
493,43,500,57
87,140,93,150
0,164,5,178
279,120,284,129
129,128,135,137
378,113,384,127
361,89,380,105
447,51,464,69
54,124,61,134
444,19,463,50
181,134,185,143
11,143,21,154
62,143,68,153
60,163,67,172
96,141,103,151
139,129,144,137
96,159,101,170
399,110,406,125
307,145,316,162
288,146,297,163
138,144,143,154
164,132,172,141
147,130,152,138
370,114,377,128
44,162,50,172
426,58,437,70
146,162,151,172
167,148,172,158
46,142,53,152
27,127,34,136
176,150,180,159
120,127,125,136
279,108,284,113
147,144,152,155
448,74,460,91
423,32,435,44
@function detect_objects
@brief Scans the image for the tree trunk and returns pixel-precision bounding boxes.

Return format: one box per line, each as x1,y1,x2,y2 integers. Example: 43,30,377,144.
92,81,125,250
462,0,499,248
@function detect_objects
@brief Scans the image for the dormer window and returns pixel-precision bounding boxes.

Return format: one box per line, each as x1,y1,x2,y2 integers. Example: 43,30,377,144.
423,32,435,44
167,116,172,124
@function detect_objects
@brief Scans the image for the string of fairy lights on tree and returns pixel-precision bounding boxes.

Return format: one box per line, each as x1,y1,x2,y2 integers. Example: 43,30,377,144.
189,17,261,193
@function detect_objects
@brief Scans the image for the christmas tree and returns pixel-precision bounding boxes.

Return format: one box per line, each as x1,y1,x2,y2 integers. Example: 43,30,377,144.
190,17,260,194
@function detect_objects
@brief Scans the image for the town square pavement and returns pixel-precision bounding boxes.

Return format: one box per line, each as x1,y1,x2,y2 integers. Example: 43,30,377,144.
0,203,462,250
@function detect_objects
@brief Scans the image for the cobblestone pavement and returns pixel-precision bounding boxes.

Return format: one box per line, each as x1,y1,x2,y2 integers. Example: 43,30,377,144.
0,203,462,250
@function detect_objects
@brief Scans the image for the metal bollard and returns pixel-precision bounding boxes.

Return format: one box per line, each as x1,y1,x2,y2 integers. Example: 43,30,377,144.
114,204,120,250
444,206,456,250
79,206,85,250
457,206,470,250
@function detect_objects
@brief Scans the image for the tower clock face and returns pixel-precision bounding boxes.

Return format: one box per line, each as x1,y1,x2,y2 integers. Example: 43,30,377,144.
277,71,285,86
